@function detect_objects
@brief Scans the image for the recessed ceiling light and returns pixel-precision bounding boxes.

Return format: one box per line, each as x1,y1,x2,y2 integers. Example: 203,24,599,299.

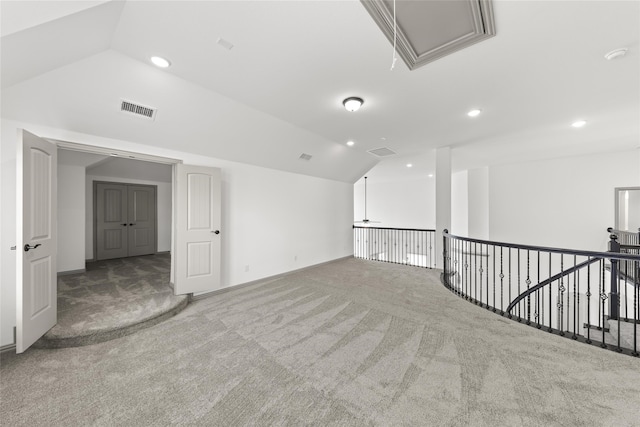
428,174,434,178
572,120,587,128
151,56,171,68
343,97,364,112
406,163,413,168
347,140,355,146
604,48,628,61
467,109,481,117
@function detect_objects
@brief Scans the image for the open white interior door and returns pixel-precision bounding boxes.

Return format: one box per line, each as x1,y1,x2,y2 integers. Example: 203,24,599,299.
17,130,57,353
174,164,221,295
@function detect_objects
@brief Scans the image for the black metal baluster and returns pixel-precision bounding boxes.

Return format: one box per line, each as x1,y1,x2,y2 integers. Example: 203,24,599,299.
479,243,484,306
536,251,541,329
633,257,638,356
559,254,565,336
499,247,504,314
507,248,512,318
616,270,622,353
475,242,478,303
601,259,607,348
586,259,592,344
517,249,521,320
539,252,544,329
599,259,603,329
548,252,552,333
526,250,531,325
456,238,460,295
571,255,580,340
492,245,496,312
465,241,470,299
442,231,448,285
624,255,628,320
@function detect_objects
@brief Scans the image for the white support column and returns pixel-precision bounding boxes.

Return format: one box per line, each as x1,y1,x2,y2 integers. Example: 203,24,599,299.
435,147,451,269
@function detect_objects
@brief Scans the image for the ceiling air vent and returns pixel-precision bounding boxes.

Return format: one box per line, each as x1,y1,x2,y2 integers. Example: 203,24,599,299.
120,99,157,121
299,153,313,161
368,147,396,157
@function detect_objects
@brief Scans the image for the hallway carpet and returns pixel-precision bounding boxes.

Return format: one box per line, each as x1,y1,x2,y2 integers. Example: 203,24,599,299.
36,253,188,348
2,258,640,426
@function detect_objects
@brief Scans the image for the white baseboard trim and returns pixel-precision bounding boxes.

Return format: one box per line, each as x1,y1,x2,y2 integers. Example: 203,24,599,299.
191,255,354,301
0,343,16,354
57,268,86,277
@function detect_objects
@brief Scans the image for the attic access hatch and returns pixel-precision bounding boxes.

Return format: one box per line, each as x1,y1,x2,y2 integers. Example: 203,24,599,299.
361,0,496,70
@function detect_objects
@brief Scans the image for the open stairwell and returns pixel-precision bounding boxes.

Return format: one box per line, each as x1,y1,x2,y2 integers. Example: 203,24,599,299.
608,319,640,351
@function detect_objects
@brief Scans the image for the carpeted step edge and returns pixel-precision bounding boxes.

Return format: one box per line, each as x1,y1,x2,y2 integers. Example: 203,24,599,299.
33,297,189,349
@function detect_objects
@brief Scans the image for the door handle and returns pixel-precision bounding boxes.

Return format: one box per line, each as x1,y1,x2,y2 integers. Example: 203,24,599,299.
121,223,128,226
129,223,136,226
24,244,41,252
212,230,220,235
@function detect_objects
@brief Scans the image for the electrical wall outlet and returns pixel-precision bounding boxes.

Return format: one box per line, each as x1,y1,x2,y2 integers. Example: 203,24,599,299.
245,265,250,272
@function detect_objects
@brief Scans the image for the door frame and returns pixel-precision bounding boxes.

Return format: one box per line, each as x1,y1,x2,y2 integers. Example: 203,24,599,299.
93,181,158,260
54,140,182,287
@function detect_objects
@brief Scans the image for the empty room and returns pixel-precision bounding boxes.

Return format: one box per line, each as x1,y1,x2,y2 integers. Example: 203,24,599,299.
1,0,639,425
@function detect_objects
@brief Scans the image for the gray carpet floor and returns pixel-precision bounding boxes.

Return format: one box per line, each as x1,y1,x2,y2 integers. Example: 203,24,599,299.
37,253,188,348
2,258,640,426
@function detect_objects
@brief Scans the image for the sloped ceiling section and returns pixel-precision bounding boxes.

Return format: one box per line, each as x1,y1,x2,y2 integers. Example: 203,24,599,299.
1,1,125,89
1,1,639,181
0,1,378,183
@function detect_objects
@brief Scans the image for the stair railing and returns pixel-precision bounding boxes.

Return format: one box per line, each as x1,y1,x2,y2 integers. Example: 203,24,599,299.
354,226,436,268
442,229,640,356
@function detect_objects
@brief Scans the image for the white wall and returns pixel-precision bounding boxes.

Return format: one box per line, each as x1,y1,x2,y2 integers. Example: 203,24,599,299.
353,176,435,229
86,175,172,260
451,171,468,236
489,150,639,251
0,119,355,347
58,164,85,272
468,167,489,240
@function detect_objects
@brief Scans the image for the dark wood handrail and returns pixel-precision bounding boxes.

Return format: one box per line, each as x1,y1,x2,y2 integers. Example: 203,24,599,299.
443,230,640,262
505,257,601,314
355,225,435,232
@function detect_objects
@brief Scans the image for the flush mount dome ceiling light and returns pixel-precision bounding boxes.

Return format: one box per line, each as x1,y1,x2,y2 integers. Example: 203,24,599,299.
467,109,481,117
572,120,587,128
151,56,171,68
343,97,364,112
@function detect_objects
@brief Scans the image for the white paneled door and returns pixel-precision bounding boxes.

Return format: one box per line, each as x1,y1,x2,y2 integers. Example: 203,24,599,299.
17,130,57,353
175,164,221,294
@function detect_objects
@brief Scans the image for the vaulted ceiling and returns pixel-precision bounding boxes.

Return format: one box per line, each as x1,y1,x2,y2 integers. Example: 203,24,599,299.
2,1,638,183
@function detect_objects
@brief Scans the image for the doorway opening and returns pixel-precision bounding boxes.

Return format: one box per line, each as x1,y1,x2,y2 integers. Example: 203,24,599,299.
42,146,186,348
18,132,222,352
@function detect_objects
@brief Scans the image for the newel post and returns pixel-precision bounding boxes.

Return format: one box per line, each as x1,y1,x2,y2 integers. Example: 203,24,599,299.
608,233,620,320
443,229,449,285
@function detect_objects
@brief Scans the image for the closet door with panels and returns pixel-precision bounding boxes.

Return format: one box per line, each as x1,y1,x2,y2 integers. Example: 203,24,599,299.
95,182,157,260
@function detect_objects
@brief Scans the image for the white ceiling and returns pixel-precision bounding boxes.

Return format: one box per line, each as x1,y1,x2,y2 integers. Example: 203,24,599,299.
2,1,638,183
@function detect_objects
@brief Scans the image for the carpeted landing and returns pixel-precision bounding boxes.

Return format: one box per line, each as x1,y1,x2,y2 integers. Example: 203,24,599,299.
2,258,640,426
35,253,188,348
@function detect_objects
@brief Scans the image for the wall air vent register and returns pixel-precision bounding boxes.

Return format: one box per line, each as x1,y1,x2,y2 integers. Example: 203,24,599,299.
120,100,157,120
368,147,397,157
